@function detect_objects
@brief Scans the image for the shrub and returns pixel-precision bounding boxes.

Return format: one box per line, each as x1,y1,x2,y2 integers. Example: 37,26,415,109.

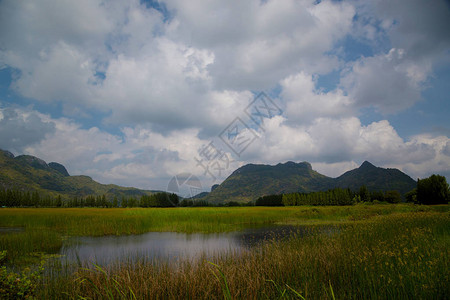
0,251,44,299
256,194,283,206
384,190,402,203
417,174,449,205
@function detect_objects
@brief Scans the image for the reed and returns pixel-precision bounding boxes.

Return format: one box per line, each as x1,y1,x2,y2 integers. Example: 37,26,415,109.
1,205,448,298
0,205,446,263
34,210,449,299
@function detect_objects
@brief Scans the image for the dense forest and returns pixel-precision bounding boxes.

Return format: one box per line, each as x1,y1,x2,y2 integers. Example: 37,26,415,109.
0,174,447,208
254,174,448,206
256,187,401,207
0,190,179,208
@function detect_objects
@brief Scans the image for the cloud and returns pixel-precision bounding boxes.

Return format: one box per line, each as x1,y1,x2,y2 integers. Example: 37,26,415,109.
166,0,355,90
0,0,448,189
373,0,450,61
97,38,216,129
0,0,167,115
0,0,253,133
312,161,359,178
3,0,444,133
281,72,353,124
24,115,123,176
443,141,450,157
2,105,447,191
0,108,55,153
0,0,112,60
241,115,442,174
19,108,237,189
391,134,450,180
93,0,354,131
340,0,450,114
341,48,424,113
10,41,96,105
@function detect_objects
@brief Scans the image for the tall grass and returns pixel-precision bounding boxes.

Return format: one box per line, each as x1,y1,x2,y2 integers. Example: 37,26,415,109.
0,204,441,235
0,205,447,264
35,210,449,299
0,230,61,264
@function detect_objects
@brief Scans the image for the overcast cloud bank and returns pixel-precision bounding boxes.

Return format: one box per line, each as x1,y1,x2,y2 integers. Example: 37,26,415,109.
0,0,449,191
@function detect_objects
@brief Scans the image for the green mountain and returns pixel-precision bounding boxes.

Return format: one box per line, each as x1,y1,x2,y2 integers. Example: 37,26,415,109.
0,148,418,203
205,161,417,203
334,161,417,195
0,149,156,200
189,192,210,199
205,161,333,203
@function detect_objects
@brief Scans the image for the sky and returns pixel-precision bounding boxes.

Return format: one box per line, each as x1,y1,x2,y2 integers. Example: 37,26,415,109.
0,0,449,196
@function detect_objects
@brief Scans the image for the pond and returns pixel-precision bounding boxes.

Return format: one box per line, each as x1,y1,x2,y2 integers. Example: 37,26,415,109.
0,227,25,234
59,225,321,266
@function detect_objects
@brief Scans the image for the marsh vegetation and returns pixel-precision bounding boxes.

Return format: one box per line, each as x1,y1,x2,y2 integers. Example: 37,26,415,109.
0,204,448,299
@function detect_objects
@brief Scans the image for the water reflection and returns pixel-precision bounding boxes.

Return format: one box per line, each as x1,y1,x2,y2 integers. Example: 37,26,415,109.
60,225,323,266
0,227,25,234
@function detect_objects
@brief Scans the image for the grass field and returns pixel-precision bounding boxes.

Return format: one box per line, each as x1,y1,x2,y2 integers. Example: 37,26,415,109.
0,204,442,261
1,204,449,299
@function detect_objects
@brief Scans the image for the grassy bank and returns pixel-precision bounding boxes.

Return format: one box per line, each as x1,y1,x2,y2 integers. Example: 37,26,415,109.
0,204,447,263
35,210,449,299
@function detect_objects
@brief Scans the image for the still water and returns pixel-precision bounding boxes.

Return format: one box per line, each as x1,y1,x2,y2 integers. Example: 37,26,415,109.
59,226,310,266
0,227,25,233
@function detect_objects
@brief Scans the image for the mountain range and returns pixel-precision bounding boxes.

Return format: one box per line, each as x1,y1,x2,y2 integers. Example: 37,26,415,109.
0,149,417,203
204,161,417,203
0,149,157,200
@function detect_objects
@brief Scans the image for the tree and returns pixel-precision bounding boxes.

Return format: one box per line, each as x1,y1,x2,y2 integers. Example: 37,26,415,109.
168,193,179,206
358,185,371,202
405,188,417,203
370,191,385,202
417,174,449,205
179,199,193,207
384,190,402,203
31,191,40,207
255,194,283,206
55,195,62,207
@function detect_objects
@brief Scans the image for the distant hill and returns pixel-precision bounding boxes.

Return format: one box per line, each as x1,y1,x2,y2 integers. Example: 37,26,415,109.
0,148,418,203
188,184,219,199
189,192,210,199
334,161,416,195
205,161,417,203
0,149,158,200
205,161,333,203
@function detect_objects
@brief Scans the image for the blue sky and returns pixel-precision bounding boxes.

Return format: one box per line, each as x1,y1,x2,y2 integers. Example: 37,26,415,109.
0,0,449,193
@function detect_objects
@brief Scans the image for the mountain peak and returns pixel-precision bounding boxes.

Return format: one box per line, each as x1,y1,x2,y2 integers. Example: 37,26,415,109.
49,162,70,177
336,161,416,195
0,150,156,200
299,161,312,170
206,161,331,203
280,161,312,170
360,161,376,169
233,161,313,176
15,155,50,170
0,149,14,158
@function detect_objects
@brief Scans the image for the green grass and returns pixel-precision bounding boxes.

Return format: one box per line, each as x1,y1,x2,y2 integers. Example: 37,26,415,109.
0,205,448,298
35,210,449,299
0,204,447,262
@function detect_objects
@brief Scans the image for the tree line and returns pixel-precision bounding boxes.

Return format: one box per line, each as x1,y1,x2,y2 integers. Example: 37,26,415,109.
256,187,358,207
0,190,179,208
281,188,355,206
0,174,447,208
255,174,449,206
255,187,404,207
